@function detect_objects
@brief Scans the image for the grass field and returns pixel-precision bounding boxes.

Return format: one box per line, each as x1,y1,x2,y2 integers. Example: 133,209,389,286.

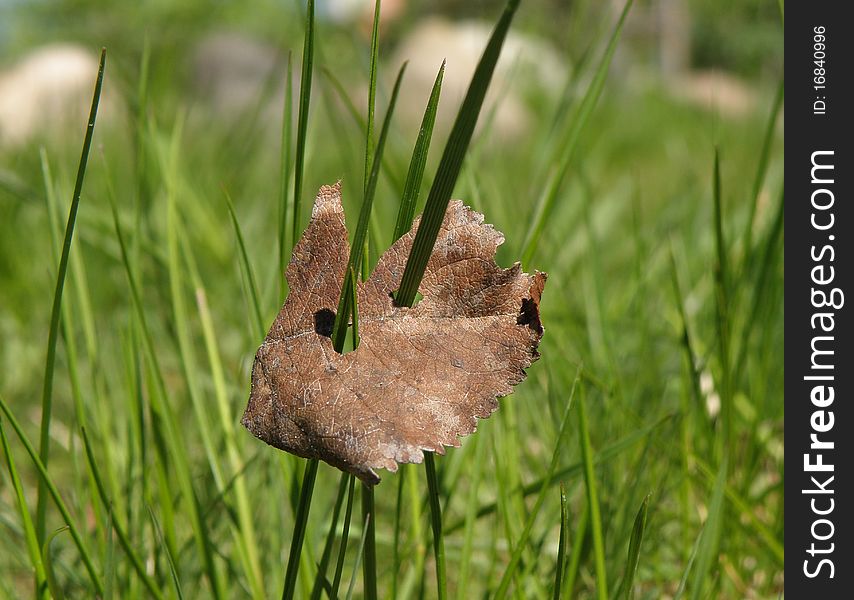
0,0,783,598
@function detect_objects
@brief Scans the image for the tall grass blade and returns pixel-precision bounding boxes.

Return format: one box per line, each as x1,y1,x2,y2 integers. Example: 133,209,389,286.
332,474,358,599
424,453,447,600
553,483,569,600
0,395,104,595
42,527,69,600
346,514,372,600
495,373,578,599
292,0,315,246
455,433,486,600
520,0,633,265
711,149,732,457
577,391,607,600
81,427,165,600
687,456,728,600
318,66,405,192
36,47,106,545
364,0,381,193
165,160,227,493
310,473,349,600
361,484,378,600
395,0,521,306
615,494,650,600
330,62,408,351
224,188,265,339
282,458,319,600
733,190,784,387
192,282,265,597
280,51,294,287
741,80,783,254
147,506,185,600
562,500,588,597
390,469,406,599
674,519,704,600
103,506,115,600
393,61,445,242
668,244,704,414
1,419,48,599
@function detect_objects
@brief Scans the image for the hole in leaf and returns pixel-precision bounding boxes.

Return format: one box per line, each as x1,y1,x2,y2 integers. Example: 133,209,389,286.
314,308,336,337
391,289,423,307
517,298,542,334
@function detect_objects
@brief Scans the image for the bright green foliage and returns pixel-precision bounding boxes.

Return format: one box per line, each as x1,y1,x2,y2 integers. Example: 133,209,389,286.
0,0,782,597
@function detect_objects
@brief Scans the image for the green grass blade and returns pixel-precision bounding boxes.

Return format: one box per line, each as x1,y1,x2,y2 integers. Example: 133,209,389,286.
424,453,447,600
741,80,783,254
668,243,705,416
147,506,185,600
673,519,704,600
687,456,728,600
711,148,732,457
310,472,349,600
224,188,265,339
733,190,784,388
390,468,406,599
0,395,104,595
393,61,445,242
562,499,588,597
1,419,49,599
361,483,378,600
42,527,69,600
292,0,315,246
350,265,360,348
80,428,164,600
280,51,294,288
454,432,486,600
495,373,578,599
615,494,650,600
192,283,265,597
332,474,358,599
395,0,521,306
520,0,633,265
330,62,408,351
364,0,381,193
577,391,607,600
346,513,372,600
282,458,319,600
36,47,106,545
166,163,227,494
318,66,405,192
103,506,115,600
553,483,569,600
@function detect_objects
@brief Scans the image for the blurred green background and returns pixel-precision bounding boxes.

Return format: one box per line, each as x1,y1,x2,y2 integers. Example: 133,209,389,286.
1,0,782,598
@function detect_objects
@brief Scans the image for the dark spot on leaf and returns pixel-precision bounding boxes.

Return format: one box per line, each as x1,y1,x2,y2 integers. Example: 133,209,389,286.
517,298,543,335
314,308,335,337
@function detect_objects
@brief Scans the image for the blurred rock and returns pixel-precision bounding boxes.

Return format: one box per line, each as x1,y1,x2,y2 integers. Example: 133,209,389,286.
390,18,568,141
190,32,286,120
667,69,758,117
320,0,406,32
0,44,115,146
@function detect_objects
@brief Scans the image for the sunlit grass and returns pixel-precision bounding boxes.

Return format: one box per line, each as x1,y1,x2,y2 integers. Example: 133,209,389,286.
0,0,783,598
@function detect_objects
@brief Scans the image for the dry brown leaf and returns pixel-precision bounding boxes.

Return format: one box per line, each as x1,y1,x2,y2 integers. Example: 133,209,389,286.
242,182,546,484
